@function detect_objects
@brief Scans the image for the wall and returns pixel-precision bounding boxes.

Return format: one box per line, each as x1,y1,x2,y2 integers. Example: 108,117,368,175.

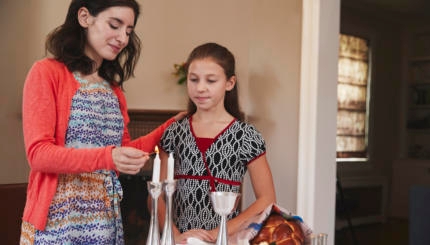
125,1,252,111
0,1,56,184
247,0,303,211
0,0,303,213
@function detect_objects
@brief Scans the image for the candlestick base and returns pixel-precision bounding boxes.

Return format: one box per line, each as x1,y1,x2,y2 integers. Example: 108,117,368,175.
161,180,177,245
146,181,162,245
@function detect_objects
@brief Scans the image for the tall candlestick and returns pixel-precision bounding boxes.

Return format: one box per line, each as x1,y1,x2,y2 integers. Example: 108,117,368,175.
152,146,160,183
167,153,174,181
147,182,162,245
160,180,177,245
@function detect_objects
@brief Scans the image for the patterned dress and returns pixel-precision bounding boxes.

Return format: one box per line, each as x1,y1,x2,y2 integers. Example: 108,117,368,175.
20,73,125,244
160,116,266,233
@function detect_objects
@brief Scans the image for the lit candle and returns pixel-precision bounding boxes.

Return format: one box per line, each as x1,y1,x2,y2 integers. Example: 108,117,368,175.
152,146,160,183
167,153,174,181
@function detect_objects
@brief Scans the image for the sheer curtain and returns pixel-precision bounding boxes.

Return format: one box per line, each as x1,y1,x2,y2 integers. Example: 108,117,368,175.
337,34,370,159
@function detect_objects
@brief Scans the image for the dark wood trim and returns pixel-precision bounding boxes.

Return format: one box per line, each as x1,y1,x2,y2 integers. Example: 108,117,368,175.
127,109,182,140
0,183,27,245
128,109,181,122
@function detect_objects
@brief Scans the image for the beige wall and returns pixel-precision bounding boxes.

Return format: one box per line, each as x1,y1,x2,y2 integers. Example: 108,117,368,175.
126,0,252,111
247,0,303,211
0,1,72,184
1,0,303,213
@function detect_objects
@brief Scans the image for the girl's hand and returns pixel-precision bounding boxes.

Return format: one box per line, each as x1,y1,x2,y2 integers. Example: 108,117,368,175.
175,229,216,244
112,146,149,174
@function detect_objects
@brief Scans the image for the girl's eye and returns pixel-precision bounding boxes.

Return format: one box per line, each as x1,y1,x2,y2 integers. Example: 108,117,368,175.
189,78,198,83
208,79,216,83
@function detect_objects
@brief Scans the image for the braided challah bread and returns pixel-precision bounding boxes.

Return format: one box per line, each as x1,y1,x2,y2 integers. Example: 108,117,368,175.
250,213,305,245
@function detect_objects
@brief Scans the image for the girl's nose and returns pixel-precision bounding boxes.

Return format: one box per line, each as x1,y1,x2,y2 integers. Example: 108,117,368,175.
196,81,207,91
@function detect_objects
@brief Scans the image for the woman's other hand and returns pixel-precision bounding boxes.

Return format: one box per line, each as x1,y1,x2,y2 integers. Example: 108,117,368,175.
112,146,149,174
173,111,188,121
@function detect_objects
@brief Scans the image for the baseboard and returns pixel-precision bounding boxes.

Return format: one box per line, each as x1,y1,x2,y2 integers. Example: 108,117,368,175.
336,215,385,230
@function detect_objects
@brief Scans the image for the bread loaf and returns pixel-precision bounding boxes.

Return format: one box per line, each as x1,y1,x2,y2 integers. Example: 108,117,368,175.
250,213,304,245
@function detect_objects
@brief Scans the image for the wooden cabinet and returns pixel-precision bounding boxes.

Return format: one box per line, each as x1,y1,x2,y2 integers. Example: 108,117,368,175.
392,24,430,218
402,26,430,159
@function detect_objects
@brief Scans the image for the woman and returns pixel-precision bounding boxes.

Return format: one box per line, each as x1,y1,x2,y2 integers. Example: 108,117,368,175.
20,0,184,244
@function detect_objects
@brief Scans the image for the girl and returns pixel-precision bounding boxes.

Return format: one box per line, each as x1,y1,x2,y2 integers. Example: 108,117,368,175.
20,0,184,244
159,42,276,243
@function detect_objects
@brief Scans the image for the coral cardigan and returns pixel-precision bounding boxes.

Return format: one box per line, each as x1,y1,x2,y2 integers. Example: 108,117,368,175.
22,58,174,230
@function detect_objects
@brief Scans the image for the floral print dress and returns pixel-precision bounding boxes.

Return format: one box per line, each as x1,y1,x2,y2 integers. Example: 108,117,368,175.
20,73,124,245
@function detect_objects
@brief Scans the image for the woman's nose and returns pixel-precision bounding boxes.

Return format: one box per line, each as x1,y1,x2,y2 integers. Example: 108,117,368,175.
116,30,129,46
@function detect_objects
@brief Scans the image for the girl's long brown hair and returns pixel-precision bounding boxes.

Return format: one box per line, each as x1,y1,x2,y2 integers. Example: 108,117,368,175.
185,43,243,121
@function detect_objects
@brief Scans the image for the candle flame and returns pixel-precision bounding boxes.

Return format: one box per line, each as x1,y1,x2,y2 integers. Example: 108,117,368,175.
154,146,159,154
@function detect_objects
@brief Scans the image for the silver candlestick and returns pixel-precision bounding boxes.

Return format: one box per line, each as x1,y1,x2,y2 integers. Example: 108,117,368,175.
160,180,177,245
146,181,162,245
210,191,241,245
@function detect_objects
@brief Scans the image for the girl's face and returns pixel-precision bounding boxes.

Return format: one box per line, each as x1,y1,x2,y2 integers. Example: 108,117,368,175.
187,58,236,112
78,6,135,66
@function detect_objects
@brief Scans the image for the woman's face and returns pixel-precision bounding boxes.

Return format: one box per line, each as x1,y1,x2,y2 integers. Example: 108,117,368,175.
80,6,135,66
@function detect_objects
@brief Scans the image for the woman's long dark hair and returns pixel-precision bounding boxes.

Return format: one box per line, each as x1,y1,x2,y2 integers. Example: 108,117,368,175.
46,0,141,88
185,43,243,121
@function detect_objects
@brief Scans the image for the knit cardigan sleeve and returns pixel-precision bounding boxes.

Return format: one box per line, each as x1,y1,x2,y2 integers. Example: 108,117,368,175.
23,58,176,173
22,59,116,174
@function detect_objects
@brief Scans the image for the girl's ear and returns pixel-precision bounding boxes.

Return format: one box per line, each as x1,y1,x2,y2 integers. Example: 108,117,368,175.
77,7,92,28
226,75,237,91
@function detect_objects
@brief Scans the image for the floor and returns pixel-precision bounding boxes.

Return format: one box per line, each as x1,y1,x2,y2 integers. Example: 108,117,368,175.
335,218,408,245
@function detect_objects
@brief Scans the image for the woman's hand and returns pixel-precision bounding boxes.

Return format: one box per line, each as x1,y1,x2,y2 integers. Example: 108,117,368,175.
173,111,188,121
175,229,216,244
112,146,149,174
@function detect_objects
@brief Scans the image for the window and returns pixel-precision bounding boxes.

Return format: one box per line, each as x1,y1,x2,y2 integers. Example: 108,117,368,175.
337,34,371,161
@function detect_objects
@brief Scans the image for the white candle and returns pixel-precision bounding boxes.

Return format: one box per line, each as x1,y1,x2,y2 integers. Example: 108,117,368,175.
167,153,174,181
152,146,160,183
